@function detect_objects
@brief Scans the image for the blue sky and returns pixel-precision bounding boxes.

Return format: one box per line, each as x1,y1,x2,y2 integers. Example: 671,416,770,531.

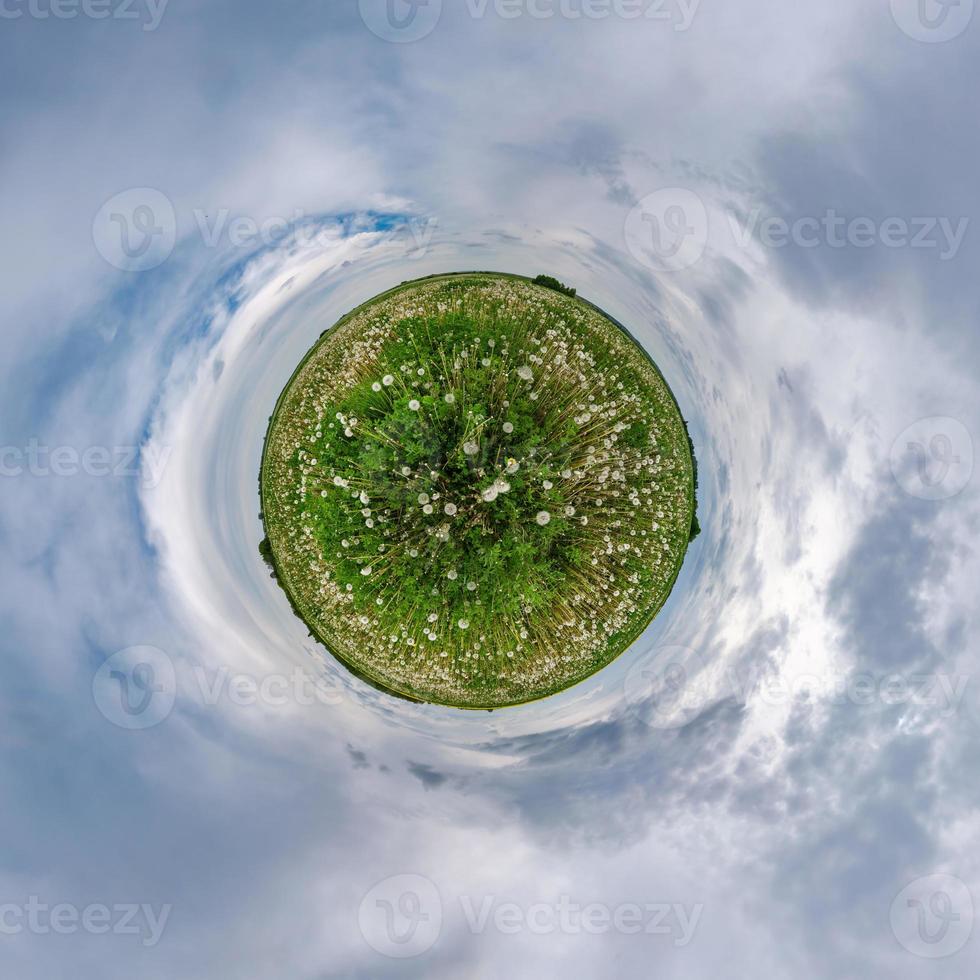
1,1,979,977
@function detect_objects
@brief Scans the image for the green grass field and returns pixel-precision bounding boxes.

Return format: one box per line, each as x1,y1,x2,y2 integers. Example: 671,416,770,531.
259,273,697,708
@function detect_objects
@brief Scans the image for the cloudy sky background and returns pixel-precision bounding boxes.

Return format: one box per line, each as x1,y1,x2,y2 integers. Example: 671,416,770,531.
2,1,979,976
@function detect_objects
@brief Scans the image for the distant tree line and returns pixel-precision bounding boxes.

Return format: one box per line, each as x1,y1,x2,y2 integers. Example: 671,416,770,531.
532,275,576,297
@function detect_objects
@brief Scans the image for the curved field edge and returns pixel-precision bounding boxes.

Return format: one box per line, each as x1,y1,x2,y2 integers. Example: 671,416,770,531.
258,271,699,710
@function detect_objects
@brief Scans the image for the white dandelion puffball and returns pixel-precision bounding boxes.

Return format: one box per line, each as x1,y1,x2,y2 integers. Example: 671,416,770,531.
502,421,514,434
382,374,394,386
408,399,421,411
463,441,479,456
444,503,457,516
536,511,551,526
517,365,534,381
444,392,456,404
481,486,499,503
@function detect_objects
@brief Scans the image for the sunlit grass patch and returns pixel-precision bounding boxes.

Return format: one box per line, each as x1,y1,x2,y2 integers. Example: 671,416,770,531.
260,273,697,708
